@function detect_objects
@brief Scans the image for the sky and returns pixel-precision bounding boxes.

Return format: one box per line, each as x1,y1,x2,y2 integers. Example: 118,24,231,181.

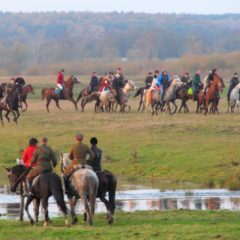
0,0,240,14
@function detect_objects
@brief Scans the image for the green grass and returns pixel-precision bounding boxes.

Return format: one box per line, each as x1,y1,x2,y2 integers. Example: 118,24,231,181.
1,211,240,240
0,76,239,189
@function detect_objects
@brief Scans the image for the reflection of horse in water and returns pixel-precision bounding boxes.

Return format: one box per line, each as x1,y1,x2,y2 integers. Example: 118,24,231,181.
41,75,80,112
5,165,69,226
204,198,221,210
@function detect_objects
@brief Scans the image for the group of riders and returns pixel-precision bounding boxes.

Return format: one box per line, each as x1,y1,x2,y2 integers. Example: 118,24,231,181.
1,67,239,113
55,67,125,102
21,133,102,197
144,68,239,103
0,73,25,108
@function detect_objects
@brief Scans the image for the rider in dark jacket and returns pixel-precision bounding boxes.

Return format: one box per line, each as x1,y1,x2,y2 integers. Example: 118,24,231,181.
89,72,99,94
145,72,153,89
112,73,124,103
227,73,239,101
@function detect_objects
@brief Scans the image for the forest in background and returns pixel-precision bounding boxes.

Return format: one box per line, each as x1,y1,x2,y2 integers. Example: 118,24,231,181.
0,12,240,76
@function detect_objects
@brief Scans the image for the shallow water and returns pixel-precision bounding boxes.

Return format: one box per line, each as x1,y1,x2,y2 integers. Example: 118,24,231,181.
1,182,240,220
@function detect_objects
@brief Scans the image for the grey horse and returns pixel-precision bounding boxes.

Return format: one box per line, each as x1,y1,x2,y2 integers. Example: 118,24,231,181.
61,153,99,226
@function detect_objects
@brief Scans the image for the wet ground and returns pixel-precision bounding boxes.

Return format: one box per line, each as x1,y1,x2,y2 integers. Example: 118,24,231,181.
1,179,240,220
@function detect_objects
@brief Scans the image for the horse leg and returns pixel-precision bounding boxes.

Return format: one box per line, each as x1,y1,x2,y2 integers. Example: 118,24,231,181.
42,197,50,227
69,197,78,225
55,98,61,110
99,195,113,224
172,101,177,115
24,195,35,224
82,192,92,225
184,102,189,113
5,110,10,122
33,198,40,224
0,110,3,126
46,98,51,113
179,101,183,113
19,182,24,221
22,100,27,112
67,97,78,111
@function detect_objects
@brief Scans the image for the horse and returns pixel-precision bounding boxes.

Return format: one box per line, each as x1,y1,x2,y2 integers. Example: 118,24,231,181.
134,87,146,112
61,153,117,224
0,103,11,126
5,165,69,227
76,77,104,107
227,83,240,113
163,76,182,115
20,84,34,112
144,76,181,115
6,86,21,123
114,80,137,112
60,155,99,225
199,75,224,115
176,81,193,113
41,75,80,113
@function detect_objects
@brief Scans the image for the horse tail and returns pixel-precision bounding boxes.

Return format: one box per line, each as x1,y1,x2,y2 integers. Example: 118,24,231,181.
41,88,47,100
51,174,68,215
134,87,143,98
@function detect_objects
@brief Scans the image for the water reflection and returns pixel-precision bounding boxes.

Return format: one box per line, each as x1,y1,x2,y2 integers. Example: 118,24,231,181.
1,185,240,220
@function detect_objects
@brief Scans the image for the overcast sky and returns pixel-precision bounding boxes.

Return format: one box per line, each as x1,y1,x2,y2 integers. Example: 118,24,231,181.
0,0,239,14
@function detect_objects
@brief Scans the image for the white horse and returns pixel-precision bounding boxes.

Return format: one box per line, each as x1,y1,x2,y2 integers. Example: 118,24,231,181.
60,153,99,226
227,83,240,113
163,75,182,114
108,79,137,112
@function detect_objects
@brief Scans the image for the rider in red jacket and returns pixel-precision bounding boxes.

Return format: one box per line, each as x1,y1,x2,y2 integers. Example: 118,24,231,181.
22,138,38,167
56,69,64,90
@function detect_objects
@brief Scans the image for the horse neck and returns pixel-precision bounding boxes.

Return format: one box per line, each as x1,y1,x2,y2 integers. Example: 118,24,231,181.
65,79,73,89
122,83,132,95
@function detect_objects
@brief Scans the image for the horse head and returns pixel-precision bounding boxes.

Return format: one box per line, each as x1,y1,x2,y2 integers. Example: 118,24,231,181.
26,84,34,95
65,75,81,88
214,75,224,93
171,75,182,88
5,165,27,192
126,80,137,91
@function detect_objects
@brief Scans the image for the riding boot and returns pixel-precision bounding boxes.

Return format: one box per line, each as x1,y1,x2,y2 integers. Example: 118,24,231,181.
24,180,33,197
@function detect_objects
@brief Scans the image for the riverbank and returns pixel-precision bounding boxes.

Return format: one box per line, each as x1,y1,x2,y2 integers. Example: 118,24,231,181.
0,210,240,239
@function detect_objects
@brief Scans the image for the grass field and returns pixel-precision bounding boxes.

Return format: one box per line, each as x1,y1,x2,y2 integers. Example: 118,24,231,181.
1,211,240,240
0,76,239,190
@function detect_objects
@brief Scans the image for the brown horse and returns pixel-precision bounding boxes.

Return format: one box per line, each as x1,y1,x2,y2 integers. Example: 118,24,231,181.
198,75,224,115
76,77,104,107
20,84,34,112
41,75,80,113
176,81,193,113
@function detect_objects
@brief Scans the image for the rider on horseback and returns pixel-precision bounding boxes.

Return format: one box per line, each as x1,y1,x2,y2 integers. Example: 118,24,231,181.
63,133,95,195
192,70,201,100
112,68,124,103
56,69,64,97
181,72,190,83
14,73,25,95
0,77,15,107
22,138,38,168
89,72,99,94
145,72,153,89
25,137,57,196
87,137,102,172
156,70,170,105
204,68,217,94
227,72,239,102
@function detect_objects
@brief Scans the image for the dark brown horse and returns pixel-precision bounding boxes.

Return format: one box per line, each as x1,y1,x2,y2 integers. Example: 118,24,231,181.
197,75,224,115
41,75,80,112
176,81,193,113
20,84,34,112
5,165,69,226
76,77,105,107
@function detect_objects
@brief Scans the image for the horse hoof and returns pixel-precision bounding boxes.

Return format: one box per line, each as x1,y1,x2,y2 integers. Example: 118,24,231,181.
43,221,48,227
108,218,114,225
30,219,34,225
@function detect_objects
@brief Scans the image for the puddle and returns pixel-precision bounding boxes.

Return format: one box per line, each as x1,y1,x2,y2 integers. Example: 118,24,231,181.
1,184,240,220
